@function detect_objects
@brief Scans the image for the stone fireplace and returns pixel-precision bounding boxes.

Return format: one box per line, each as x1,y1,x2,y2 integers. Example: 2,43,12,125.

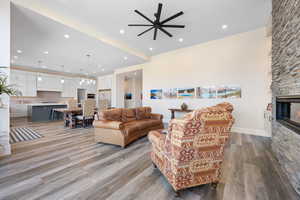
276,96,300,134
272,0,300,195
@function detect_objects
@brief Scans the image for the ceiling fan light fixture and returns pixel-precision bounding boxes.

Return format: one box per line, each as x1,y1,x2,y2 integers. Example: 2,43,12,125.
128,3,185,40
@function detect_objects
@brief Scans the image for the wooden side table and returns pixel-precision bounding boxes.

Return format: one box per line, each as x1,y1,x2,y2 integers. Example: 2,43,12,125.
168,108,194,119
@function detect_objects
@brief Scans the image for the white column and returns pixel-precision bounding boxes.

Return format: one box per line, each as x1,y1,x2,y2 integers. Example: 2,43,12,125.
0,0,11,155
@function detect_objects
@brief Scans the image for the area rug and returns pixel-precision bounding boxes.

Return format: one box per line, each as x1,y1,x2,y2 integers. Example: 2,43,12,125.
10,127,43,144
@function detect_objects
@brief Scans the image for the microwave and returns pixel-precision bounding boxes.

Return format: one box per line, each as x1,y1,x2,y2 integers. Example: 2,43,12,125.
87,93,95,99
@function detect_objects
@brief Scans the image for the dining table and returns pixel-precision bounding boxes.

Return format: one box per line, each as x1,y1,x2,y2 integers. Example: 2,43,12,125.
53,108,83,128
53,107,99,128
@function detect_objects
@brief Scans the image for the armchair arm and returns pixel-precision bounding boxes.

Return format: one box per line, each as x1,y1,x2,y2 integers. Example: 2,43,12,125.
168,118,188,132
150,113,163,120
148,130,166,151
93,120,123,130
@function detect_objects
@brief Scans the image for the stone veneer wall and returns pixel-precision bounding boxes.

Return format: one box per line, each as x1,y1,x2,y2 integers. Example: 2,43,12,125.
272,0,300,195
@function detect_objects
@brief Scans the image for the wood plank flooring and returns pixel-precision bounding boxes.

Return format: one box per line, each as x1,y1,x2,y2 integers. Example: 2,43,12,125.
0,118,299,200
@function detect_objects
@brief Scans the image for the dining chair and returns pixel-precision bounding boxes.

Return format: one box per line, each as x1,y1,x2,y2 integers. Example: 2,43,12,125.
67,98,78,109
75,99,96,127
98,99,110,111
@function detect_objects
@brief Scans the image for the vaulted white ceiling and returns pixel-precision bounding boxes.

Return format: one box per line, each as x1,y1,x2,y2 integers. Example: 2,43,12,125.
11,0,272,76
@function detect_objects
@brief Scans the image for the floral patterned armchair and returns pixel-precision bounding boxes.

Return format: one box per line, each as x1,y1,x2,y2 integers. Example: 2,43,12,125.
148,102,234,192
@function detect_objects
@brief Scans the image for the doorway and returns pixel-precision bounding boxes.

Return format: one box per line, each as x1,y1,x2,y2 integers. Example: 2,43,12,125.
116,70,143,108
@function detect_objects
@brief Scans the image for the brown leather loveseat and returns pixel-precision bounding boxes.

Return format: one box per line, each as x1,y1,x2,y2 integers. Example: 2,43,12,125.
93,107,163,147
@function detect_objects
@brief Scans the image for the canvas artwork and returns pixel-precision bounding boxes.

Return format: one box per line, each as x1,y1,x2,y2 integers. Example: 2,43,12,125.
125,93,132,100
150,89,163,99
196,87,217,98
226,85,242,98
178,88,195,98
163,88,178,98
216,86,227,98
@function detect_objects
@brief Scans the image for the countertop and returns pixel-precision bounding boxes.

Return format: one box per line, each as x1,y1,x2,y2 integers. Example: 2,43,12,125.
27,103,67,106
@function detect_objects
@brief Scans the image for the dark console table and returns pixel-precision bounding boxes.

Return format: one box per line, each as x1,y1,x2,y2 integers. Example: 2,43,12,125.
168,108,194,119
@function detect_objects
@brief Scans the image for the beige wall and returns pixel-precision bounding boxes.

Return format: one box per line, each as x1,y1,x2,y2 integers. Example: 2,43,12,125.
142,28,271,137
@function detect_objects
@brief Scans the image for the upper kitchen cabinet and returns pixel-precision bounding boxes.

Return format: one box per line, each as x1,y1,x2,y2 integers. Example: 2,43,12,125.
10,70,37,97
25,72,37,97
37,73,63,92
98,75,112,90
61,77,77,98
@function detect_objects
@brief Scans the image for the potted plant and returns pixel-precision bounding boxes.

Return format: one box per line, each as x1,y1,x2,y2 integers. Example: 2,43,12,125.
0,74,17,108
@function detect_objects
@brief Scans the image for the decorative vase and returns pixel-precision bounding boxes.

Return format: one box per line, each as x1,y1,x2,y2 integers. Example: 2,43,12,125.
181,103,188,111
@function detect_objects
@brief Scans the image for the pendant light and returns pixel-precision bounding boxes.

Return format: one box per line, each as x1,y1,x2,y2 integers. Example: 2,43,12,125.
86,54,91,85
79,69,84,85
60,65,65,84
37,61,42,81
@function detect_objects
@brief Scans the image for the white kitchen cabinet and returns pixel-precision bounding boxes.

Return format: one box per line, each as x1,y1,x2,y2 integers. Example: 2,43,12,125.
10,70,36,97
10,70,26,96
37,73,63,92
98,75,112,90
25,72,37,97
62,78,77,98
10,104,27,118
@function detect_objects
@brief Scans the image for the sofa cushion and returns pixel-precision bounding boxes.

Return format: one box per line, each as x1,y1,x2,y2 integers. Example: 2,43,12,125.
136,107,152,120
93,120,123,130
99,108,122,121
136,119,162,129
121,108,137,122
122,121,141,136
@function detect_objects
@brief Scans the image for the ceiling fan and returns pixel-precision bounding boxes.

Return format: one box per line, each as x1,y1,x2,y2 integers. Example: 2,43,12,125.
128,3,185,40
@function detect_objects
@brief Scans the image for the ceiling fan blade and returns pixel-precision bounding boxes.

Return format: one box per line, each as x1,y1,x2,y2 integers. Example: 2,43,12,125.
153,28,158,40
134,10,154,24
138,27,154,36
158,27,173,37
161,25,185,28
160,11,184,24
155,3,163,22
128,24,153,27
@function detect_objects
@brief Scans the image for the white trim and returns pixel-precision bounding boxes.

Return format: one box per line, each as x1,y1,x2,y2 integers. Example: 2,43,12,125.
231,127,270,137
162,123,270,138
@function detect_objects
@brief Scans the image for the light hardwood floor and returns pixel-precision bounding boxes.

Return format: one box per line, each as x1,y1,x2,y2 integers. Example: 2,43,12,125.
0,118,299,200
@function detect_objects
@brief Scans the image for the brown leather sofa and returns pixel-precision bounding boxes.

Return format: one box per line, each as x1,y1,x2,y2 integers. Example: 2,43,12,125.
93,107,163,147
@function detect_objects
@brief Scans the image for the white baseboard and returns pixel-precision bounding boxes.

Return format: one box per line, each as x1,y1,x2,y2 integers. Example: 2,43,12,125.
231,127,270,137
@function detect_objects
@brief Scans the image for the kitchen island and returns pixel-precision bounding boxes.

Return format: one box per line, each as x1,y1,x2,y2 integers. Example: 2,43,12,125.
27,103,67,122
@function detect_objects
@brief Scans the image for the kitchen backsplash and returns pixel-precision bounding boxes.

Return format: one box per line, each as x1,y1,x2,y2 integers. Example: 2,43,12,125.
11,91,74,105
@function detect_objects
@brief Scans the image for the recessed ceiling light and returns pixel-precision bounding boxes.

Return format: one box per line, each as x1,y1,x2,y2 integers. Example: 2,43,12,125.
149,47,153,51
120,29,125,34
124,56,128,60
11,60,14,63
101,68,105,71
222,24,228,30
44,51,49,54
14,55,18,59
178,38,183,42
64,34,70,39
17,50,22,54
